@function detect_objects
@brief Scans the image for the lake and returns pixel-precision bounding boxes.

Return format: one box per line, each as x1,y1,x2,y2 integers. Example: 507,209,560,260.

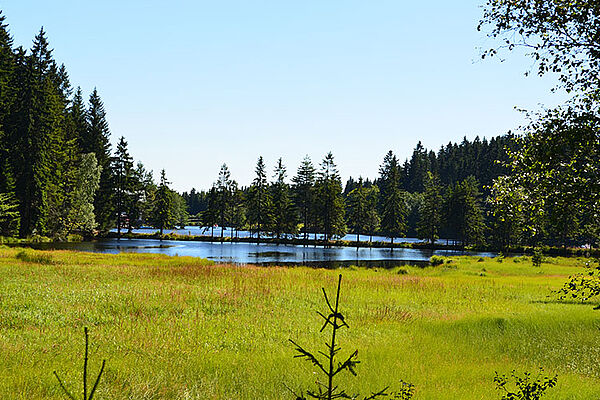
27,237,498,267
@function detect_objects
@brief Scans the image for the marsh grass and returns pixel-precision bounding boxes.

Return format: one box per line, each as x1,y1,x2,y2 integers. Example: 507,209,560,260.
0,249,599,399
16,249,55,264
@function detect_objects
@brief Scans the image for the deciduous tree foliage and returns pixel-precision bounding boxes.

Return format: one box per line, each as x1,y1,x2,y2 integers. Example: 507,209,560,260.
479,0,600,94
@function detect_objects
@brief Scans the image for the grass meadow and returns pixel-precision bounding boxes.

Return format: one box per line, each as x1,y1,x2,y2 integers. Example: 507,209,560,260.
1,246,599,399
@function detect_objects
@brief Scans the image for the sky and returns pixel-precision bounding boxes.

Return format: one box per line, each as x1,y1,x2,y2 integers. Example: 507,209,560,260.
2,1,568,191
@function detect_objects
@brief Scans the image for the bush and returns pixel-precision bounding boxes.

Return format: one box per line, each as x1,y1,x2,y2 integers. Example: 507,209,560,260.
494,368,557,399
532,249,544,268
555,259,600,307
430,256,445,266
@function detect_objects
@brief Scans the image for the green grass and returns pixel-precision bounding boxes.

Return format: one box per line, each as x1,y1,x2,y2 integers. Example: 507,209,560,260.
0,248,599,399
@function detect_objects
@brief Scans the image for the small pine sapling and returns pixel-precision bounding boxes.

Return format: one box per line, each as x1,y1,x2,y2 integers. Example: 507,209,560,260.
493,368,557,400
531,249,544,268
54,327,106,400
288,274,414,400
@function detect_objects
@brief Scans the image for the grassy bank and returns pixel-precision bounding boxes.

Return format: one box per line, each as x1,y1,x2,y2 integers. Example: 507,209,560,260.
1,247,599,399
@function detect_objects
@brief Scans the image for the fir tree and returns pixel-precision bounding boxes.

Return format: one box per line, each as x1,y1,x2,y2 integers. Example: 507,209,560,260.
292,155,316,241
270,158,296,239
246,156,271,243
365,186,380,242
85,88,113,231
346,177,369,242
315,152,346,242
152,169,175,235
379,151,408,246
212,163,234,241
113,136,134,237
416,171,443,245
445,176,486,246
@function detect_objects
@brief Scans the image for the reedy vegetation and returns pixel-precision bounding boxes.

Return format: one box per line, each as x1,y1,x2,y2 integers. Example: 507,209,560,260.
1,248,598,399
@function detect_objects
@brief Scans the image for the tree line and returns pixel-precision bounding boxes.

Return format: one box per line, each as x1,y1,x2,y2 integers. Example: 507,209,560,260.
1,4,599,251
182,137,512,247
0,11,186,239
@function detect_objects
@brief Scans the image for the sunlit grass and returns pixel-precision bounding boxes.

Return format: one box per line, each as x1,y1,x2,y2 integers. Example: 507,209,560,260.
0,247,599,399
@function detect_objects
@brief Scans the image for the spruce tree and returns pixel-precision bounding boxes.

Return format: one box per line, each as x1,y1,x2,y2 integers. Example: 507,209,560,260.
213,163,234,241
151,169,174,235
315,152,346,242
365,186,380,242
246,156,271,243
346,177,369,242
379,151,408,246
416,171,443,245
445,176,486,247
0,11,14,195
292,155,316,241
9,28,67,236
270,158,296,239
85,88,113,231
113,136,134,237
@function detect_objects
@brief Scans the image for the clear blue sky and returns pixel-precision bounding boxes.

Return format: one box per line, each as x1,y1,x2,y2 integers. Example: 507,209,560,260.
3,1,566,191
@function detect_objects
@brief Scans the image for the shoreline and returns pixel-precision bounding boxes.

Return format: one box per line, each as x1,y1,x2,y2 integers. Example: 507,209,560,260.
101,231,600,257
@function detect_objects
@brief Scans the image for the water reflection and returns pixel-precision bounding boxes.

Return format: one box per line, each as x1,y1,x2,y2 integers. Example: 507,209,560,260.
22,238,497,267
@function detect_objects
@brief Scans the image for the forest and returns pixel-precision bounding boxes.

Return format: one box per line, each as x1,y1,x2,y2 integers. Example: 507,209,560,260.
0,5,598,252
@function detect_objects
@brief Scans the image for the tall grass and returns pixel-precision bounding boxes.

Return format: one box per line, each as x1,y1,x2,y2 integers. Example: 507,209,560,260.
0,249,599,399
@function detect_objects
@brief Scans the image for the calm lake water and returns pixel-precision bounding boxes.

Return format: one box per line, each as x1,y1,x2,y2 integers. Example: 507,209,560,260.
28,237,498,267
114,226,452,244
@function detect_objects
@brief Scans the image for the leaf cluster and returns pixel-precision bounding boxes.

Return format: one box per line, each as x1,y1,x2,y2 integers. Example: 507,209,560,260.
493,368,557,400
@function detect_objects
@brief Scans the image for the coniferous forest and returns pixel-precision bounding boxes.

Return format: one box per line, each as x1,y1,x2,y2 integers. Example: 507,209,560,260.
0,8,598,252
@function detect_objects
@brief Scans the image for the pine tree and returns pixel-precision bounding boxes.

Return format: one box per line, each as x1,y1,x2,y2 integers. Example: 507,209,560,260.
292,155,316,241
379,151,408,246
8,28,66,236
85,88,113,231
204,186,218,238
346,177,369,242
127,162,155,231
445,176,486,246
229,181,245,239
270,158,296,239
315,152,346,242
212,163,234,241
113,136,134,237
69,87,88,153
246,156,272,243
0,192,19,236
0,11,15,195
416,171,443,245
152,169,175,235
365,186,380,242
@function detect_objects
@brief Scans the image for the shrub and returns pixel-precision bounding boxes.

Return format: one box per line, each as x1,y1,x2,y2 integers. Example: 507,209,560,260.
555,259,600,308
494,368,557,400
430,256,444,266
532,249,544,268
